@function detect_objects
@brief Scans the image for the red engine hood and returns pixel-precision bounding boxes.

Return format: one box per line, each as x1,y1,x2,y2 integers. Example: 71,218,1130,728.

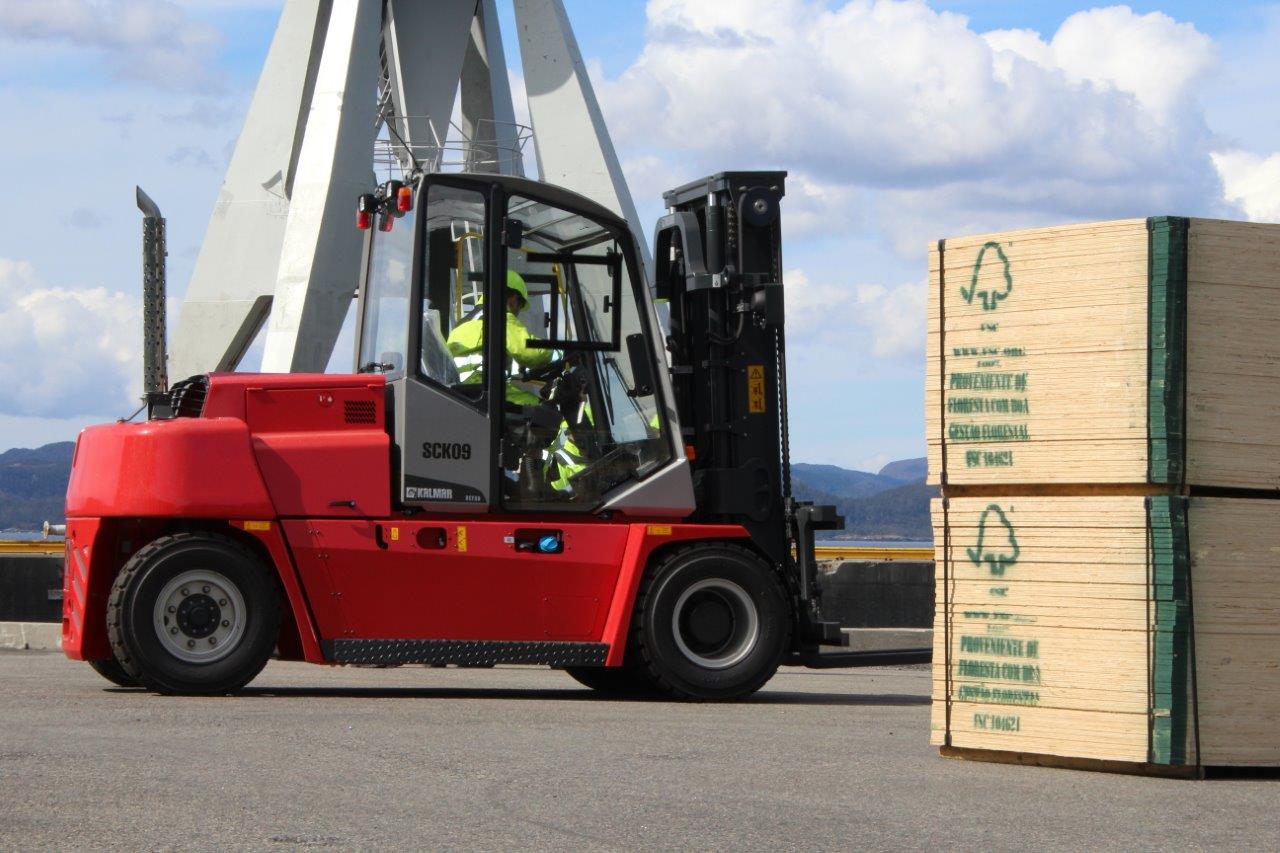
66,418,277,518
67,372,391,520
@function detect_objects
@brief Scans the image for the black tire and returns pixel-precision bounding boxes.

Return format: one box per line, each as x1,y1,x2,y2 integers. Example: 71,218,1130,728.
563,665,657,697
631,543,791,701
88,656,141,688
107,532,280,695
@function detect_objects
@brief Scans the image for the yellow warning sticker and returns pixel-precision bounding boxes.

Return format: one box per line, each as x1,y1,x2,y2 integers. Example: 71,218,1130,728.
243,521,271,532
747,365,766,414
456,526,468,552
647,525,673,536
390,527,400,542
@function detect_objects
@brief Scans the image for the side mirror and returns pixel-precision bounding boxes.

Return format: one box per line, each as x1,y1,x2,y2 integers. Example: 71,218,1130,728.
625,332,655,398
380,351,404,375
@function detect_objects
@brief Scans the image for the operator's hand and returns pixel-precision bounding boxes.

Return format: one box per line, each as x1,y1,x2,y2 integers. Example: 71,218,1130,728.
520,357,567,383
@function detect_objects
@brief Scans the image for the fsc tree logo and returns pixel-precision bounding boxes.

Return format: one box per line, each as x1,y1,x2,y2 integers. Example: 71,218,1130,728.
960,241,1013,311
966,503,1020,576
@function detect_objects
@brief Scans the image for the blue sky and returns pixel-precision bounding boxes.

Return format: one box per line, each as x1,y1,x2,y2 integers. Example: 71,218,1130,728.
0,0,1278,472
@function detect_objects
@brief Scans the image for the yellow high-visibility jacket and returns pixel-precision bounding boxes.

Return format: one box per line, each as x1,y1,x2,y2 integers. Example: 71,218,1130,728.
446,309,552,405
548,407,662,493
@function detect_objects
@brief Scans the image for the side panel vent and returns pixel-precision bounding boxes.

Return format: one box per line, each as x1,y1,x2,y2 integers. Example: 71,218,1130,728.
344,399,377,425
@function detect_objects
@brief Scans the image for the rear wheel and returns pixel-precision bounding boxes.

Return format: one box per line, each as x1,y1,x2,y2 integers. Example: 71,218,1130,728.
631,543,791,701
87,656,141,688
107,533,280,695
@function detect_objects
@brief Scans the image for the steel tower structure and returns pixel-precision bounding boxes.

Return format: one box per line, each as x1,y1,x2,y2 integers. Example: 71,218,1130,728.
171,0,648,380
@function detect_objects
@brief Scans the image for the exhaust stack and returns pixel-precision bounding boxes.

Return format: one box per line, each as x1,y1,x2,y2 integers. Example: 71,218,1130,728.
136,187,170,417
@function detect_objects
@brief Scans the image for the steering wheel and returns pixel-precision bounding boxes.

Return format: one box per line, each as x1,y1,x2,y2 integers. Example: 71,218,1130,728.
520,357,567,384
543,356,593,412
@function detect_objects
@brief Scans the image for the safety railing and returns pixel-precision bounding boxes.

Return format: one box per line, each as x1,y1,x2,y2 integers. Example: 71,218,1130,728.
374,115,534,178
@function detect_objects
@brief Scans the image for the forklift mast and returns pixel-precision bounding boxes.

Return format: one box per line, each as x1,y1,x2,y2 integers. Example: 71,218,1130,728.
654,172,843,632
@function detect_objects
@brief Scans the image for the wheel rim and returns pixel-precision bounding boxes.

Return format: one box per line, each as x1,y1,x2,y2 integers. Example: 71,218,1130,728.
152,569,247,664
671,578,760,670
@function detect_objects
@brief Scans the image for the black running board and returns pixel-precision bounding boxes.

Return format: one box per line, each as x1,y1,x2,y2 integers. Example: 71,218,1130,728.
785,648,932,669
323,639,609,668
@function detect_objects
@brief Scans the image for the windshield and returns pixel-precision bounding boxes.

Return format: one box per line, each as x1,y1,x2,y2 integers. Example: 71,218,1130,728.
358,182,490,398
504,194,671,506
358,201,415,378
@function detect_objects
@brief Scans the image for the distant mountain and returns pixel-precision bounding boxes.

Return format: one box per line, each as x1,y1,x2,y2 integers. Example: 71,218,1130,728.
792,457,934,541
790,463,901,500
836,480,935,540
0,442,75,531
878,457,927,482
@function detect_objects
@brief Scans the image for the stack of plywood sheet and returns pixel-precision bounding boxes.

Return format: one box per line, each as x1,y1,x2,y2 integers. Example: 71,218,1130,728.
927,217,1280,774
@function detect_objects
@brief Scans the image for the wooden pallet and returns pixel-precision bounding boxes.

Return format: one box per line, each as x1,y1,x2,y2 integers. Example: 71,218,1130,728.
930,495,1280,772
925,217,1280,489
939,746,1203,779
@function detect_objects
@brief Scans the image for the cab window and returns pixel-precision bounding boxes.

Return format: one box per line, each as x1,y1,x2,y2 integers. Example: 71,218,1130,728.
501,194,671,507
418,182,488,401
357,196,415,378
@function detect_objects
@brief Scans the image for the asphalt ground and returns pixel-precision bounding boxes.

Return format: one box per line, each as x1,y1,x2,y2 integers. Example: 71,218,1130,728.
1,652,1276,851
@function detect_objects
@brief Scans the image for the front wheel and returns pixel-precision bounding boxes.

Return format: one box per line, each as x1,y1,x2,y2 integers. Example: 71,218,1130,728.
107,533,280,695
87,656,141,688
631,543,791,701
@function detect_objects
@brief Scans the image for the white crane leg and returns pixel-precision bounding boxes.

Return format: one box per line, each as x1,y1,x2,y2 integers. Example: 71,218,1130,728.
260,0,381,373
169,0,328,381
382,0,477,167
460,0,523,176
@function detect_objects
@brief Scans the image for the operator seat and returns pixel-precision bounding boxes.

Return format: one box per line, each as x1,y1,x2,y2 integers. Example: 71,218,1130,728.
422,308,460,385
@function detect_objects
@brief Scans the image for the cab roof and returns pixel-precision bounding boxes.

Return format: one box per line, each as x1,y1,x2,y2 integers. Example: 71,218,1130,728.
421,172,629,236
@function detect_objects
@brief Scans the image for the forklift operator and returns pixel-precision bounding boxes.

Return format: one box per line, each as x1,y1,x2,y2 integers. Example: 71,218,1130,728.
446,270,553,405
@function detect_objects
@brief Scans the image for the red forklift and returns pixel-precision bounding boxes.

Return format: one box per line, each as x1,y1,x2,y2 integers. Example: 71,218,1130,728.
63,171,927,698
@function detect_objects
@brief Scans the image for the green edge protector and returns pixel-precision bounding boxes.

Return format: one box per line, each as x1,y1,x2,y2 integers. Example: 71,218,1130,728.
1147,495,1193,765
1147,217,1189,485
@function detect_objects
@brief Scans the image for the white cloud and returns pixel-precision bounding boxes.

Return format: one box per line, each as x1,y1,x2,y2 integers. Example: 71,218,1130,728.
784,270,847,343
603,1,1218,191
983,28,1053,82
0,259,141,419
0,0,224,90
597,0,1231,366
852,279,927,359
786,269,925,359
784,174,863,240
1213,150,1280,223
987,7,1216,116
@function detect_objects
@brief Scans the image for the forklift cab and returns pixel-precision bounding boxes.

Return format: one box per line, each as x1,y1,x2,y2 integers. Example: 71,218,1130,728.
356,173,693,516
